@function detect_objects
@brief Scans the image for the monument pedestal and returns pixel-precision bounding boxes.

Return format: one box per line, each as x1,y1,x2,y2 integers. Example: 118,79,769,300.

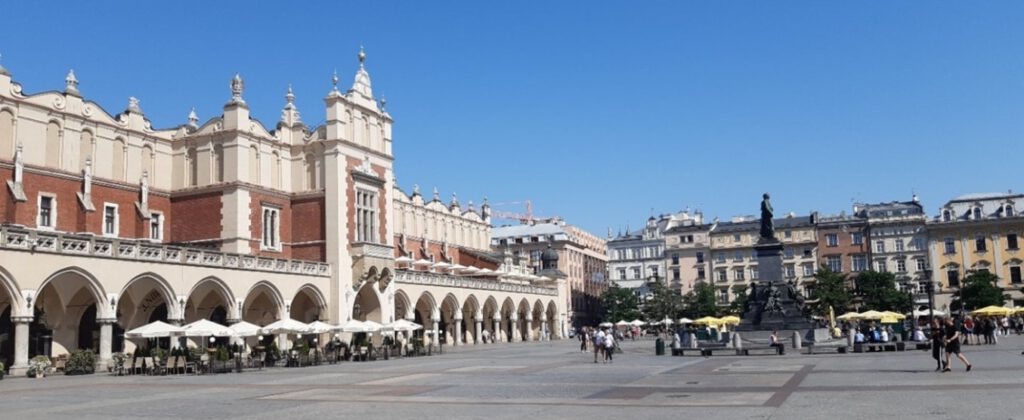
736,239,814,333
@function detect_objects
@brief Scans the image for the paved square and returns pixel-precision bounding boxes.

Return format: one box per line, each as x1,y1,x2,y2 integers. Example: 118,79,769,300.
3,337,1024,419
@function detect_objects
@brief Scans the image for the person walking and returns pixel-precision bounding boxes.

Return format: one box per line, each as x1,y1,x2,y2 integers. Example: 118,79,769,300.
930,318,945,371
943,317,972,372
593,328,605,363
604,332,615,363
579,327,588,352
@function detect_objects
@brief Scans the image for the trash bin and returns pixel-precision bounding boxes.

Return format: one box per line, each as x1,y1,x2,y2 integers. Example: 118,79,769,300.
655,338,665,356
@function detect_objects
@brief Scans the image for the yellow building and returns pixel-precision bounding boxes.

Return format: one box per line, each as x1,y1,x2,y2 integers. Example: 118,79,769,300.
928,192,1024,309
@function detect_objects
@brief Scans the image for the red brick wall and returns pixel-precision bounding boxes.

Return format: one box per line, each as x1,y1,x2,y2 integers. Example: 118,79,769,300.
396,235,499,270
291,195,325,261
170,191,223,244
0,166,169,239
817,224,868,277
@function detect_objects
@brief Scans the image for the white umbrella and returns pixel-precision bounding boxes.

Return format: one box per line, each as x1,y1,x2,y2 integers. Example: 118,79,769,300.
338,319,368,333
228,321,262,337
460,266,480,274
630,319,646,327
662,317,674,325
678,318,694,324
362,320,385,333
125,320,185,338
598,322,614,328
182,319,234,337
910,309,947,317
260,318,311,335
386,319,423,332
395,255,414,264
307,320,339,334
615,320,630,327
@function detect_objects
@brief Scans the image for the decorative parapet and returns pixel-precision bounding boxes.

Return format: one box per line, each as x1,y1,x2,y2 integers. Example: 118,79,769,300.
0,226,330,277
395,269,557,296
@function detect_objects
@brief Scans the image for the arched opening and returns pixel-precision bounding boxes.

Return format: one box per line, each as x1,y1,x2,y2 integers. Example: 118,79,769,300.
394,290,411,322
243,282,283,327
439,294,460,345
352,284,382,323
290,286,325,323
461,295,479,345
517,299,530,342
413,292,435,344
482,296,498,344
532,301,545,341
117,275,175,353
546,301,559,340
500,298,515,343
32,269,105,357
185,278,234,324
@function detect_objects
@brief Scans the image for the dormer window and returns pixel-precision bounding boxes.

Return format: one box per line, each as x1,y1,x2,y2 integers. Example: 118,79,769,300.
1005,204,1015,217
942,210,952,222
972,207,983,220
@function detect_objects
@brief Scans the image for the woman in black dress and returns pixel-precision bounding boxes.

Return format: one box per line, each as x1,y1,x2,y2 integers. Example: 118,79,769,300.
943,317,972,372
930,319,944,371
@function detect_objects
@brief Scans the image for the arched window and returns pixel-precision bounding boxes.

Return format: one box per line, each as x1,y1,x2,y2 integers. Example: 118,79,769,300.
187,147,198,186
1005,204,1015,217
248,145,259,184
942,209,952,222
973,207,983,220
141,144,153,179
271,151,281,189
79,130,93,171
0,109,13,159
112,137,126,181
305,153,316,190
45,121,61,168
212,144,224,183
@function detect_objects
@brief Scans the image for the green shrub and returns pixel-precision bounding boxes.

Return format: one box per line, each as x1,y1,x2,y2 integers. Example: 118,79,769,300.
65,349,96,375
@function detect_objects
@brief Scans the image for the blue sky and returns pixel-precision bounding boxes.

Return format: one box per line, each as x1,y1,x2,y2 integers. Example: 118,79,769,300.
2,2,1022,235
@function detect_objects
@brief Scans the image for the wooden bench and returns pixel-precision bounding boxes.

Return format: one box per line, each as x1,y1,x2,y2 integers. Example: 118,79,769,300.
740,346,784,356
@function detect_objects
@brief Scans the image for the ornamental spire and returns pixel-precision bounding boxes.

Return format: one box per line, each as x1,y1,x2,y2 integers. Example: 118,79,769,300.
65,69,80,96
187,107,199,129
228,73,245,105
280,85,302,126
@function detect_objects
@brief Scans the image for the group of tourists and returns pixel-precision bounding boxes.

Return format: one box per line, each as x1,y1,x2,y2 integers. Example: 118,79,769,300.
577,326,618,363
959,316,1021,345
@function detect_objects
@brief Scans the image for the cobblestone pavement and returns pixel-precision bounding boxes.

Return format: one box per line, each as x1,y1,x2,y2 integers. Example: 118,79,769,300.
3,336,1024,419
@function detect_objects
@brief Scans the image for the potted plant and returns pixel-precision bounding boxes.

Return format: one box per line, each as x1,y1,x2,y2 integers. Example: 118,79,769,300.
111,352,127,375
65,349,96,375
27,355,51,378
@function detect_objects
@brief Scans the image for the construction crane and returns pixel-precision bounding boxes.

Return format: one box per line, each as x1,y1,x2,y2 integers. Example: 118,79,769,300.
490,200,536,224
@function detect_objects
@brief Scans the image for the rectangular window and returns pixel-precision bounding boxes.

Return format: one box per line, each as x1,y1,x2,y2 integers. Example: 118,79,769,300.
632,267,641,279
733,234,741,242
875,240,885,253
651,266,659,278
149,213,163,241
875,260,887,272
672,268,680,280
696,252,705,264
851,232,863,245
618,269,626,280
912,238,924,250
916,259,926,272
718,289,729,304
103,204,119,236
944,238,956,254
671,253,679,265
1008,234,1019,250
896,259,906,273
827,255,842,272
803,265,814,277
784,230,792,238
947,269,960,288
784,247,795,259
733,251,743,262
803,248,812,258
717,270,728,282
38,195,55,229
261,206,281,251
751,268,759,280
716,253,726,263
975,236,987,252
785,265,796,279
1010,266,1022,284
697,266,705,279
826,234,838,247
356,189,378,243
852,255,867,272
894,239,904,252
734,269,745,281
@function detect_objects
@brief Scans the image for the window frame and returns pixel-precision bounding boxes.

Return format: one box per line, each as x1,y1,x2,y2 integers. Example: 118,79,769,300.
261,206,282,251
149,211,164,241
102,203,120,237
37,193,57,231
826,233,838,247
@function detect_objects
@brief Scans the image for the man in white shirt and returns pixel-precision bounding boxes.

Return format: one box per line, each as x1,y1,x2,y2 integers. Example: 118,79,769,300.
593,329,606,363
604,333,615,363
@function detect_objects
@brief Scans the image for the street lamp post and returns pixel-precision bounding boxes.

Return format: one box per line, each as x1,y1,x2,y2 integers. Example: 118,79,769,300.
924,269,935,324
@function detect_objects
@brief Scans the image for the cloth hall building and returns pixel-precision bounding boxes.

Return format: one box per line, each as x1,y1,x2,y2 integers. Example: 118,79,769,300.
0,52,568,375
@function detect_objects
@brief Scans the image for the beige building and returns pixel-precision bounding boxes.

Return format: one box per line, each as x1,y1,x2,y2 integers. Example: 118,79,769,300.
0,54,568,375
663,212,710,294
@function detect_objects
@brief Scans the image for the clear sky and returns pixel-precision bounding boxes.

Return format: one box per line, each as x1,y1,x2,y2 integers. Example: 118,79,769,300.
2,2,1022,235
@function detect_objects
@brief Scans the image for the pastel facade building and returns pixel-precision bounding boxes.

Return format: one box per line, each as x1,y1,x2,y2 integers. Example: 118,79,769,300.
0,54,567,374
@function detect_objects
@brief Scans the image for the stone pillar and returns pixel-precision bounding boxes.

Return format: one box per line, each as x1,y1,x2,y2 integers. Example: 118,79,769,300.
453,315,463,346
511,315,521,342
525,315,534,342
493,318,501,343
687,332,698,349
11,317,31,376
732,332,743,353
474,319,482,345
792,331,802,349
97,318,115,372
432,321,440,348
847,328,856,347
540,314,548,341
169,319,183,349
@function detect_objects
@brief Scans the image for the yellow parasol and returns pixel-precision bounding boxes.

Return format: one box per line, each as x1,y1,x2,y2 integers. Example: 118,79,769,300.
879,316,901,324
858,310,886,320
719,315,741,325
879,311,906,320
970,306,1013,317
836,312,861,321
693,316,721,325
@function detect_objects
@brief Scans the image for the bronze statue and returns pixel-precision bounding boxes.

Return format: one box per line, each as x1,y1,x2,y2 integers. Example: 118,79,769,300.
760,193,775,240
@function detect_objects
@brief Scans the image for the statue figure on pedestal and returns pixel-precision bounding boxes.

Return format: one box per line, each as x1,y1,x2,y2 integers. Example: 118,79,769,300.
760,193,775,240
